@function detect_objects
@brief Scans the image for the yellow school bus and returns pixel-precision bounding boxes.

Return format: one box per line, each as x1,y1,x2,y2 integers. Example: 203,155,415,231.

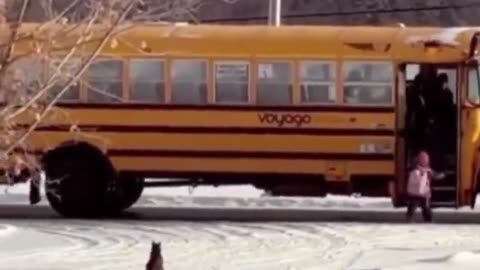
5,23,480,217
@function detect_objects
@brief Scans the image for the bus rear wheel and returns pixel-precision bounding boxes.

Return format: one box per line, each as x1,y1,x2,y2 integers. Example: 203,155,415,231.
110,173,144,212
42,141,116,217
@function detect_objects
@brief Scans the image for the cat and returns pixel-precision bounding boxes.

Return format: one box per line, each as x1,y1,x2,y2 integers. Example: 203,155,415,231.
146,241,163,270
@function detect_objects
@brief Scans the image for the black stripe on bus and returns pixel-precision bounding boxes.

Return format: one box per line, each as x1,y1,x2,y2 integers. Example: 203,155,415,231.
21,149,393,161
47,103,395,113
33,125,395,136
106,149,394,161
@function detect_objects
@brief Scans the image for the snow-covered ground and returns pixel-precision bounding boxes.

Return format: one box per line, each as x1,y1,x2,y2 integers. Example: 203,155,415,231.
1,182,480,269
3,181,477,210
0,181,395,209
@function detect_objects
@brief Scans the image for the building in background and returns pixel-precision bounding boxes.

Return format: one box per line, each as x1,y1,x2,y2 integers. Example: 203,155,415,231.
4,0,480,25
197,0,480,26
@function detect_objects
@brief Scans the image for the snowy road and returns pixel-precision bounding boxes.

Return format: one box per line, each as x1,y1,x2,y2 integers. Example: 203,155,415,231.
1,184,480,269
2,220,480,270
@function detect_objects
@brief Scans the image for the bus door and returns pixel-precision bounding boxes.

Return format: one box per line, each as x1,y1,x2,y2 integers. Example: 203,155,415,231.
394,63,407,207
397,63,460,208
463,63,480,208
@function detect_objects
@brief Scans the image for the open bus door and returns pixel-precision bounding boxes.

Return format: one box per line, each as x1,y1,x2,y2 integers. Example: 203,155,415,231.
393,63,408,207
463,35,480,208
396,63,460,208
464,63,480,208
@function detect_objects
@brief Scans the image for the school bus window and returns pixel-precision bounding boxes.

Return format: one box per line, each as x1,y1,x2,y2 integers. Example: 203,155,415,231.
406,64,420,81
300,61,336,104
130,59,165,103
47,57,81,102
172,59,207,104
468,66,480,103
87,59,123,103
343,62,393,106
2,57,42,102
215,61,249,104
257,62,292,105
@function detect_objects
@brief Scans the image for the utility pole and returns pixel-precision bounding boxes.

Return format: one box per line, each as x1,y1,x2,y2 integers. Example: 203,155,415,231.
268,0,281,26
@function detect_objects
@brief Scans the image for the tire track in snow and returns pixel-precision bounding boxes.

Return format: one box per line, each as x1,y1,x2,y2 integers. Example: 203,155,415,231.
4,221,480,270
229,223,352,269
164,222,351,269
0,221,349,270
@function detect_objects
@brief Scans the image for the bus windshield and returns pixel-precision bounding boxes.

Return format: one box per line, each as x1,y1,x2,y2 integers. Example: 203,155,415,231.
469,64,480,104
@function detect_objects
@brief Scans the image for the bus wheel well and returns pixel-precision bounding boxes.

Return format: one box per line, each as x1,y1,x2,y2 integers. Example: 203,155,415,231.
110,172,144,211
42,140,117,217
41,141,106,168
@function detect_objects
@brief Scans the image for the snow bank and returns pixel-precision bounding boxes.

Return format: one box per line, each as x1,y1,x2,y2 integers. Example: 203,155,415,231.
2,183,35,195
381,251,480,270
142,184,264,197
448,251,480,265
0,225,17,238
141,186,394,209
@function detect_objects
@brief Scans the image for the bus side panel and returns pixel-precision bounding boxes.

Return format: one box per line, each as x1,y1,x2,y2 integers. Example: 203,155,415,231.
25,106,396,197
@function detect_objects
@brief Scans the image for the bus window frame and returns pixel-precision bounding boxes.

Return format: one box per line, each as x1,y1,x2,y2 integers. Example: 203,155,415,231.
128,58,166,104
46,56,83,103
255,59,294,106
467,62,480,105
298,60,337,105
170,58,209,105
341,60,394,107
6,56,45,100
86,57,125,104
213,59,251,105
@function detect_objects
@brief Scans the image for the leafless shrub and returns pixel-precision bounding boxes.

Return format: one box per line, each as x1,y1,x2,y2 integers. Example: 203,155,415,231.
0,0,201,193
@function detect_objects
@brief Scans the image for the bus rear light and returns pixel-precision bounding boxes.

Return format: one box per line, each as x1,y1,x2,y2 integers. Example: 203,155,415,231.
360,143,393,154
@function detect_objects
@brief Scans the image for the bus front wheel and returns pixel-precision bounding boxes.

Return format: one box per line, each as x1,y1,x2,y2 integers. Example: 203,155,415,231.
42,141,116,217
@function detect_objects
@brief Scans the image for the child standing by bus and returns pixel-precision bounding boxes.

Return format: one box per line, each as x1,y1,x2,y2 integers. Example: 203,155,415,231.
406,151,443,223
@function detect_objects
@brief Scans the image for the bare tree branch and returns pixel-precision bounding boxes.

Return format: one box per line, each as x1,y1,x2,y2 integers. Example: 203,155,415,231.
3,0,140,157
0,0,202,191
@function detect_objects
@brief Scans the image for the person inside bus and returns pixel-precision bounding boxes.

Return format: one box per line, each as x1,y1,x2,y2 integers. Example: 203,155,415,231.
344,69,364,104
406,74,429,158
422,73,456,171
435,73,455,154
436,73,454,107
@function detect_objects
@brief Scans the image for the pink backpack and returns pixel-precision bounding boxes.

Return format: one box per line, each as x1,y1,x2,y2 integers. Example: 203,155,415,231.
407,166,432,197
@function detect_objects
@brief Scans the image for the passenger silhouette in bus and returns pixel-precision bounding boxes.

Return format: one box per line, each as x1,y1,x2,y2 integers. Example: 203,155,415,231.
369,86,391,104
421,72,456,171
344,69,365,104
435,73,455,155
436,73,454,108
406,74,428,157
406,74,420,126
